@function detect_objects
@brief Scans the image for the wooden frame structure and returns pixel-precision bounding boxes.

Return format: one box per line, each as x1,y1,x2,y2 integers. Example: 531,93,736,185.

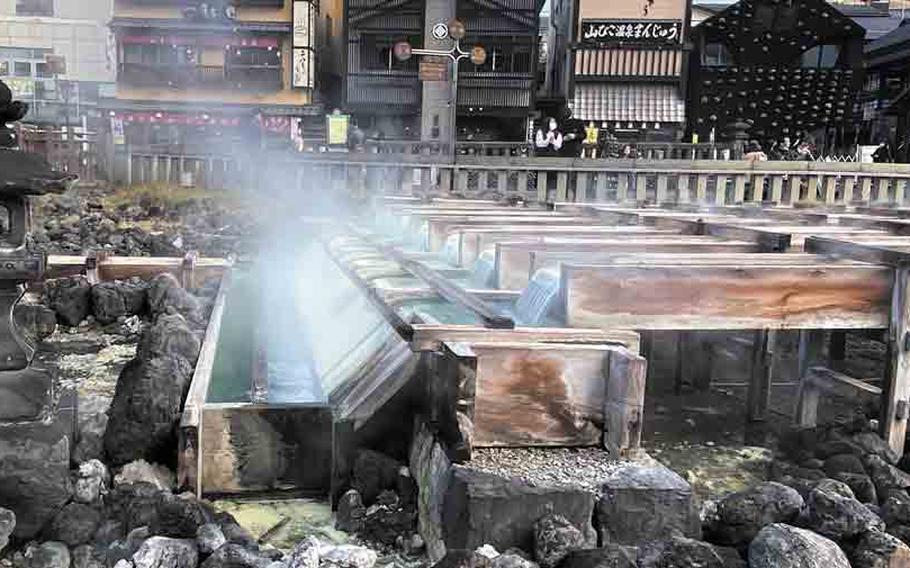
378,197,910,455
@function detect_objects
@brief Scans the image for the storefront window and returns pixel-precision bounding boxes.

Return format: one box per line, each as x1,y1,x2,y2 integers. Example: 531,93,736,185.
227,47,281,68
13,62,30,77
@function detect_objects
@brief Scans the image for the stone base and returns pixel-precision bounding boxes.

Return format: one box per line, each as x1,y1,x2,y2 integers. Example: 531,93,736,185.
596,460,701,545
0,367,53,421
0,408,74,539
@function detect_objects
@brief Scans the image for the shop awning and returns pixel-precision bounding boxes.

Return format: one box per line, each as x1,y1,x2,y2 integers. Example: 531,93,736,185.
571,83,685,124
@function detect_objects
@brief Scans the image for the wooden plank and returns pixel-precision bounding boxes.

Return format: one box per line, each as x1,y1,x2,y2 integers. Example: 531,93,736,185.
561,264,893,330
465,342,619,447
604,348,646,456
883,266,910,453
805,236,910,267
499,240,759,291
702,223,791,252
795,330,826,428
411,325,641,353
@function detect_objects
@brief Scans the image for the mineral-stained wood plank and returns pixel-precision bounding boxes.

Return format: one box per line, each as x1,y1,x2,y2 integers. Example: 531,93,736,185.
495,239,760,290
561,264,892,330
466,342,618,447
883,266,910,453
411,325,641,354
604,348,647,456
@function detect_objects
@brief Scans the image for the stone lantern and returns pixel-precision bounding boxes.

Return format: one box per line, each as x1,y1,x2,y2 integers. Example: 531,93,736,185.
0,78,75,539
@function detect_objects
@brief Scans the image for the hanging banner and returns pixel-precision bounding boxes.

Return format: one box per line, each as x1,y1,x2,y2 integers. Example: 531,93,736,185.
293,0,311,48
111,117,125,146
293,48,314,88
580,20,682,45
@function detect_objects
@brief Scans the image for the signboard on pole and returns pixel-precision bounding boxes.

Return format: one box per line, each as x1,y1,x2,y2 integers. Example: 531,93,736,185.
292,0,315,89
111,117,125,146
326,113,350,146
419,56,449,82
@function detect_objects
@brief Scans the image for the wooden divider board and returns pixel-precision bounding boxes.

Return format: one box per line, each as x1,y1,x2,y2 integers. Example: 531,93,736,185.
717,224,891,250
493,239,761,290
447,342,629,447
450,226,673,266
560,261,892,330
424,216,603,251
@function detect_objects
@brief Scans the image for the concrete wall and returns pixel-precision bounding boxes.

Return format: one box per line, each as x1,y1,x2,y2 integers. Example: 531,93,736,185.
0,0,114,83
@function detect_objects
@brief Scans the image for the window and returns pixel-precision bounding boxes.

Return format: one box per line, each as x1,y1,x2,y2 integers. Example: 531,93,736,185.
122,44,197,67
16,0,53,16
227,47,281,68
0,62,8,77
460,37,534,74
359,35,419,72
35,62,51,78
702,42,732,66
801,44,841,69
13,62,31,77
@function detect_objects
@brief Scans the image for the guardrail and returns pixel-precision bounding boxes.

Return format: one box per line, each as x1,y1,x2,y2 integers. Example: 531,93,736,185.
125,151,910,207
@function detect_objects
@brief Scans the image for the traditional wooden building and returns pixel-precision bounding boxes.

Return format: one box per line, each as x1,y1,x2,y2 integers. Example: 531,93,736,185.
861,21,910,159
343,0,542,141
546,0,691,142
102,0,339,175
687,0,865,147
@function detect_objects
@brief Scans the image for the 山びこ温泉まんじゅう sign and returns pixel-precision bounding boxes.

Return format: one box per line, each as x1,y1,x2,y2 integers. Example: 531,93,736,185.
581,20,682,45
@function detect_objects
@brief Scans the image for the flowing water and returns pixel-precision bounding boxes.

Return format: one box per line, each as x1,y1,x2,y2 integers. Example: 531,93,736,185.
470,250,496,289
513,268,561,326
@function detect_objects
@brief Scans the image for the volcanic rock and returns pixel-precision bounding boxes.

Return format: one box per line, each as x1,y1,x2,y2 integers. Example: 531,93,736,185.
824,454,866,477
199,543,273,568
802,486,885,541
153,493,215,539
196,524,227,556
92,280,147,324
104,313,200,465
132,537,198,568
557,546,635,568
147,274,200,321
336,490,366,534
353,451,402,505
75,459,110,504
533,515,585,568
0,506,13,553
45,276,91,326
832,473,877,504
748,524,849,568
114,461,175,491
851,432,900,465
597,463,699,546
287,536,320,568
47,502,102,546
864,455,910,499
22,542,71,568
320,544,378,568
73,544,105,568
851,530,910,567
491,551,538,568
706,482,803,546
637,536,726,568
881,492,910,526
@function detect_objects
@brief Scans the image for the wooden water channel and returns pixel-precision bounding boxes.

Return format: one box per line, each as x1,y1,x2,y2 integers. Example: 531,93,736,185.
374,198,910,458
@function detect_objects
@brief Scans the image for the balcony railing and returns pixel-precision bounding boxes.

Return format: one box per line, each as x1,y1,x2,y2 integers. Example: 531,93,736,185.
119,63,282,91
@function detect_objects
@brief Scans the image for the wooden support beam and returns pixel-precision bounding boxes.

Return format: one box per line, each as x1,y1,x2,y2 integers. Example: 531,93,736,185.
883,265,910,454
604,348,647,457
747,330,776,423
701,223,791,252
805,236,910,267
797,367,883,428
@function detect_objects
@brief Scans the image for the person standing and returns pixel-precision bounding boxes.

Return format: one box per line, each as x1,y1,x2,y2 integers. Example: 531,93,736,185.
581,121,600,158
534,117,564,157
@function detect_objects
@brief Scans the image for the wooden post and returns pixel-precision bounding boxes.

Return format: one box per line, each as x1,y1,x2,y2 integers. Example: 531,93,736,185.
747,329,776,423
882,265,910,454
331,419,356,508
556,172,568,202
677,174,690,204
771,175,784,204
844,176,856,204
537,171,548,202
796,330,826,426
604,348,647,457
675,332,712,393
577,172,589,202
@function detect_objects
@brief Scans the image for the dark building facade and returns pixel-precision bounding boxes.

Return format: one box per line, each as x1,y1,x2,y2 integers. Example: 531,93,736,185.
343,0,542,142
687,0,865,148
862,22,910,159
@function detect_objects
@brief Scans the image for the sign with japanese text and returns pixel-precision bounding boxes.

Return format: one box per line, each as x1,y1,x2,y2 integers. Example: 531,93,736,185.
580,20,682,45
419,57,449,82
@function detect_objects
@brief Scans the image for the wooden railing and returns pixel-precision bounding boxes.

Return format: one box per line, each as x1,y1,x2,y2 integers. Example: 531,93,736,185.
124,151,910,207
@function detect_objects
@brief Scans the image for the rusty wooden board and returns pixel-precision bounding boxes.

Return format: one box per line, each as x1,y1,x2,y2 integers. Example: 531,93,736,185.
561,263,893,330
459,342,621,447
494,239,760,290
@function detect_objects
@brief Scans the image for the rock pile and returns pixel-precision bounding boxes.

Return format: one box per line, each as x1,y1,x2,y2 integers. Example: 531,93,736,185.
335,451,420,553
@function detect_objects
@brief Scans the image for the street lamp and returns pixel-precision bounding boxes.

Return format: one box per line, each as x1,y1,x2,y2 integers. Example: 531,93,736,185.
393,19,486,159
